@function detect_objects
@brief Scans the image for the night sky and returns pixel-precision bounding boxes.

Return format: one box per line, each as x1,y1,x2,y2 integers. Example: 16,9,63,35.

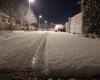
31,0,81,24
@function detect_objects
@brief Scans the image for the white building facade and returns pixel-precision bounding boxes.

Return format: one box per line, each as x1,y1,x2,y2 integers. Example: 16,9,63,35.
69,13,83,34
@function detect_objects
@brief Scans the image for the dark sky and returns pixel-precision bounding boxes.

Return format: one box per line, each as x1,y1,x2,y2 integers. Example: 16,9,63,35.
31,0,81,24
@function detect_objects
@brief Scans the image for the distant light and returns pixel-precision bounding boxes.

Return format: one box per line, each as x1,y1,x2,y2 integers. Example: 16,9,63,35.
45,20,47,24
51,22,53,25
39,15,42,19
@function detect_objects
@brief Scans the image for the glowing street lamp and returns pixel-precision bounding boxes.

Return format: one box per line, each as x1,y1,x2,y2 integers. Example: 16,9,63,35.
45,20,47,30
39,15,42,29
39,15,42,19
29,0,35,3
45,20,47,24
51,22,53,26
50,22,53,29
29,0,35,10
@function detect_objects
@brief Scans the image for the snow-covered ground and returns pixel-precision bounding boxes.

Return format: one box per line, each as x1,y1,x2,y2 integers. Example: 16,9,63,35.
0,31,47,79
46,32,100,78
0,31,100,79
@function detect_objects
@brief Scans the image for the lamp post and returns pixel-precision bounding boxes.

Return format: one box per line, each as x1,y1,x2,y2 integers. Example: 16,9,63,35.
39,15,42,30
28,0,35,30
45,20,47,30
29,0,35,10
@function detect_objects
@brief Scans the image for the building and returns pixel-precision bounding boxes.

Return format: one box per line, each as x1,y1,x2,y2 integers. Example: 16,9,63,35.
0,10,37,31
66,13,83,34
0,0,37,31
0,11,10,30
0,11,17,30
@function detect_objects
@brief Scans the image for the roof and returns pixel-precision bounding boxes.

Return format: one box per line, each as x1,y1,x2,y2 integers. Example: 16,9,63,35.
0,11,9,18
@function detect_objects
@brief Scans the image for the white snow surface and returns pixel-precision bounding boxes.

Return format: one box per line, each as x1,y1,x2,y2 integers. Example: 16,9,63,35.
0,31,100,77
45,32,100,77
0,31,46,70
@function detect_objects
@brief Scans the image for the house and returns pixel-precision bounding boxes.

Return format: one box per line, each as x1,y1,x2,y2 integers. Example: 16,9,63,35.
0,9,37,31
0,11,20,30
0,11,10,30
66,13,83,34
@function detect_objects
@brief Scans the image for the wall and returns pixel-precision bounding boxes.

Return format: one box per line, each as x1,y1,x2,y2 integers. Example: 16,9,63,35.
70,13,83,34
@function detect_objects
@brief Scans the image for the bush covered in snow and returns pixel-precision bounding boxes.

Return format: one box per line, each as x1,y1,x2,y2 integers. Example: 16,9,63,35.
82,0,100,36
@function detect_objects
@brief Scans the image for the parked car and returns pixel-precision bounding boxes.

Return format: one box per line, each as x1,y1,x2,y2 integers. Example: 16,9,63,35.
54,24,66,32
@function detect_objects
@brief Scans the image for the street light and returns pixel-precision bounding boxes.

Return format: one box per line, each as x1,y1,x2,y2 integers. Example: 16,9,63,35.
51,22,53,26
45,20,47,30
29,0,35,10
39,15,42,29
39,15,42,19
28,0,35,30
45,20,47,25
29,0,35,3
50,22,53,30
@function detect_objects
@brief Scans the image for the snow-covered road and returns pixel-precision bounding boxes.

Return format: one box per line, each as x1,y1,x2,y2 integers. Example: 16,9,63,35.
0,31,47,79
46,32,100,79
0,31,100,79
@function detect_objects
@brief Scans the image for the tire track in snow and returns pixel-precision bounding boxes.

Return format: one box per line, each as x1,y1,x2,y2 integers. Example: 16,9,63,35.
30,33,48,79
0,32,48,80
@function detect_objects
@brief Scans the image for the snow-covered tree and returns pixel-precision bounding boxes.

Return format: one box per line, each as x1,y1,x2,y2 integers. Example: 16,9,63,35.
25,10,37,24
0,0,37,31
